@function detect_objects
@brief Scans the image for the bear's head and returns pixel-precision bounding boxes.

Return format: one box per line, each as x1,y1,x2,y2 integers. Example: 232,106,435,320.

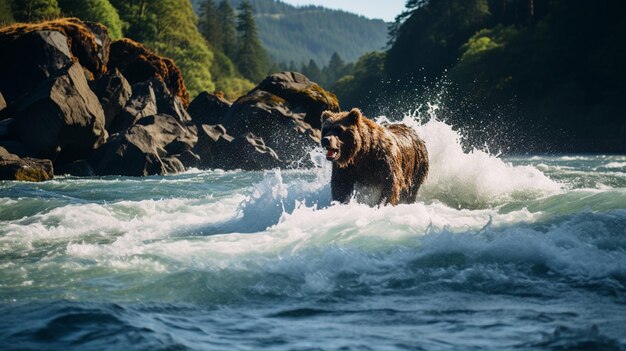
320,108,363,167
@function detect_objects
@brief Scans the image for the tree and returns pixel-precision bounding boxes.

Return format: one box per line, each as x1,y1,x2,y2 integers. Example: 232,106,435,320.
385,0,490,82
217,0,238,60
0,0,14,25
325,52,346,83
235,0,268,82
302,59,321,82
198,0,223,50
57,0,124,38
11,0,61,22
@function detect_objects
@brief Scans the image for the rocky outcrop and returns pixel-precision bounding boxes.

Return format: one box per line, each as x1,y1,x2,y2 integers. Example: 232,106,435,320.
107,39,190,106
0,17,344,177
91,114,197,176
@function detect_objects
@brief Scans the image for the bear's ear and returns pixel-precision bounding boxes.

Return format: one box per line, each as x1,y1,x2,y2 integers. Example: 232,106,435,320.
347,108,363,124
321,110,334,124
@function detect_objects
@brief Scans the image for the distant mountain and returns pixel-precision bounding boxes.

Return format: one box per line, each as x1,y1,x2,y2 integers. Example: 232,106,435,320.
192,0,389,66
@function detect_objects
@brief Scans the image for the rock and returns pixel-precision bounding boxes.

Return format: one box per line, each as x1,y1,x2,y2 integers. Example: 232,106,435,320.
211,133,281,170
177,150,201,169
190,123,234,168
0,91,6,112
0,152,54,182
108,38,190,106
108,81,157,134
0,18,110,80
0,118,13,139
255,71,340,129
134,115,197,155
188,92,231,125
91,68,132,130
0,141,32,158
149,78,191,124
91,114,197,176
224,89,319,168
161,156,185,174
0,146,19,161
55,160,95,177
11,62,108,160
0,31,73,106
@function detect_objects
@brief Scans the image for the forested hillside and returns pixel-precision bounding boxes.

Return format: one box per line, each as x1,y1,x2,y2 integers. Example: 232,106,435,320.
192,0,389,66
335,0,626,153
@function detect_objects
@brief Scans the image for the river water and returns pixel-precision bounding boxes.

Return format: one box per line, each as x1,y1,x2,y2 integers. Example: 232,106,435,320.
1,115,625,350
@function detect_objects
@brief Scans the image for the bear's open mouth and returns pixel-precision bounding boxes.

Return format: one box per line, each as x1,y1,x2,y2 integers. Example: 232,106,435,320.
326,148,339,161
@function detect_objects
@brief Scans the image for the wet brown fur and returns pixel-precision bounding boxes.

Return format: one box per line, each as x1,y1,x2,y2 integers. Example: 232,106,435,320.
321,108,429,206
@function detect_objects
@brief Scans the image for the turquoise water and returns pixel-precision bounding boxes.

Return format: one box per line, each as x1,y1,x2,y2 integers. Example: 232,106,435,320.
1,118,626,350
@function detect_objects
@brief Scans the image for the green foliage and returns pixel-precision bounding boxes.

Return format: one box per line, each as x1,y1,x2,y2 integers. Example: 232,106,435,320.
235,0,269,82
11,0,61,22
198,0,221,50
0,0,15,25
192,0,389,67
58,0,123,38
217,0,237,59
386,0,490,81
333,51,386,107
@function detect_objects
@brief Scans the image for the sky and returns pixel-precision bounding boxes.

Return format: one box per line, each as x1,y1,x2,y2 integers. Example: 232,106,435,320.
281,0,407,22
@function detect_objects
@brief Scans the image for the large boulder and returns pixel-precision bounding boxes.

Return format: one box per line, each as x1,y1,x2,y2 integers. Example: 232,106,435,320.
91,68,132,130
223,89,319,168
91,114,197,176
221,72,339,169
0,30,73,106
187,92,231,125
254,71,340,130
0,18,111,80
107,39,190,106
11,62,108,160
0,147,54,182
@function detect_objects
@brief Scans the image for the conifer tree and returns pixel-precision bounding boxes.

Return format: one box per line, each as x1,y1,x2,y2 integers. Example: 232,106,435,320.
12,0,61,22
235,0,268,82
327,52,346,80
217,0,238,60
198,0,222,50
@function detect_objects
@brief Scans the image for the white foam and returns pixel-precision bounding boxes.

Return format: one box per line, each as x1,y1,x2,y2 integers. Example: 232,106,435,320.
385,109,562,208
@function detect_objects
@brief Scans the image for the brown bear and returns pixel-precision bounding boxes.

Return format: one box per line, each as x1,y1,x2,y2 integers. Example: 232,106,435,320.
320,108,429,206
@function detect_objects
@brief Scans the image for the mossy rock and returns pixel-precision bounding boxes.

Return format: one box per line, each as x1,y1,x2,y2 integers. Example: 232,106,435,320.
0,158,54,182
0,17,110,79
108,39,190,107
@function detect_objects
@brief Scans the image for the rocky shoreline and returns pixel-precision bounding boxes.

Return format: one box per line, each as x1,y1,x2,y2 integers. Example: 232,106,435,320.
0,18,339,181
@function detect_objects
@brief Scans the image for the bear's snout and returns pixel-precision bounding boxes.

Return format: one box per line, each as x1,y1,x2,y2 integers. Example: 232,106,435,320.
321,136,332,148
